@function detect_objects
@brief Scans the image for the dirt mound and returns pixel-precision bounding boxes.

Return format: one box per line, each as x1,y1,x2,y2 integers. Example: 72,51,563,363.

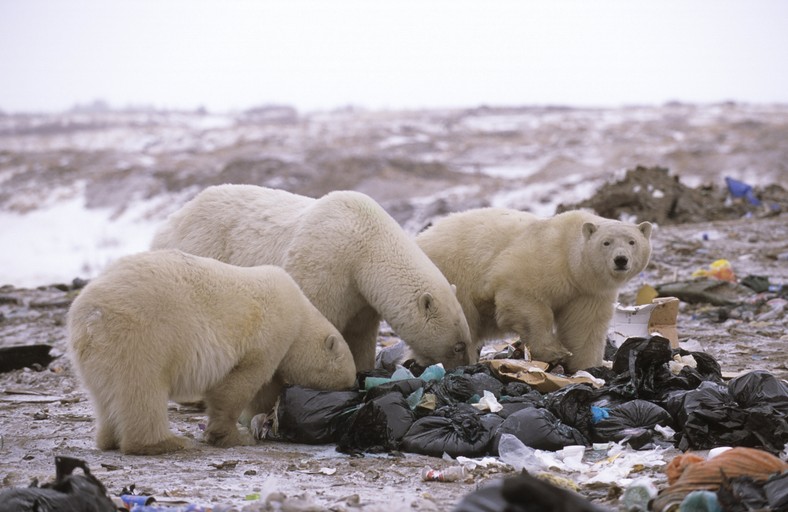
557,166,787,225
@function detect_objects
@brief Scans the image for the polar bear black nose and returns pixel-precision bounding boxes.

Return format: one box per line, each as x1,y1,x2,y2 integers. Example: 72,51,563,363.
614,256,629,269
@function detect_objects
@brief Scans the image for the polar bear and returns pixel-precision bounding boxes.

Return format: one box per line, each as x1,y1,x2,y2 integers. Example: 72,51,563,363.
416,208,652,371
67,249,356,455
151,185,474,371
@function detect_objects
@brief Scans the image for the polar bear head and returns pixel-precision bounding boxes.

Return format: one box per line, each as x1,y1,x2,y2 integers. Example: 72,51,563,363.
278,316,357,391
385,284,475,370
581,219,653,284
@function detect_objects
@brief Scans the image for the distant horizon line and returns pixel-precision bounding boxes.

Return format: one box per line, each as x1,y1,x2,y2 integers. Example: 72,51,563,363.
3,98,787,117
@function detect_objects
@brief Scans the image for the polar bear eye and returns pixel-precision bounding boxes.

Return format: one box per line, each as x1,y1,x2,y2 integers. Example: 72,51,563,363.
453,342,466,353
629,240,635,245
603,241,611,246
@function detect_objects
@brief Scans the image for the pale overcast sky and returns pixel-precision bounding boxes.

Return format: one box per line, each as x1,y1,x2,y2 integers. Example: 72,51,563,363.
1,0,787,113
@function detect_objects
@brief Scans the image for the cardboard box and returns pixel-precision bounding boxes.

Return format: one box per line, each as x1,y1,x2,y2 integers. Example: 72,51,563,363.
609,296,680,349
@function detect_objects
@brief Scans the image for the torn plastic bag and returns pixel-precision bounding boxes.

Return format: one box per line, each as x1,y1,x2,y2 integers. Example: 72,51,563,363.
0,456,116,512
337,392,414,454
544,383,596,442
453,471,609,512
592,399,674,449
401,404,502,457
428,373,476,407
375,339,408,371
493,406,587,452
275,387,363,444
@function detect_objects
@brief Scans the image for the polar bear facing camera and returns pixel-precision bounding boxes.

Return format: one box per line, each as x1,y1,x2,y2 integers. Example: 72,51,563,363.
416,208,652,371
67,250,356,455
152,185,474,372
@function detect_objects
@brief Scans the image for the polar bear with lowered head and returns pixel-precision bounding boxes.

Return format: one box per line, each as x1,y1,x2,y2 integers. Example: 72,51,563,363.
151,185,474,371
67,249,356,455
416,208,652,371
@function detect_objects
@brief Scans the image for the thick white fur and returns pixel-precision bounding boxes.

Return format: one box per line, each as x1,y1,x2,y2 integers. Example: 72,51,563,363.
151,185,474,371
416,209,653,371
67,249,356,455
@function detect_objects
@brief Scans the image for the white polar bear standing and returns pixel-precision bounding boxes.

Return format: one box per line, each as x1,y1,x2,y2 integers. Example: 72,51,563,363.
416,208,652,371
67,249,356,455
151,185,474,372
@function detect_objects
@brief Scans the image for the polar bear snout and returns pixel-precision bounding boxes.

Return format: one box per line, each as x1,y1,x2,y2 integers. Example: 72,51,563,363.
613,255,629,270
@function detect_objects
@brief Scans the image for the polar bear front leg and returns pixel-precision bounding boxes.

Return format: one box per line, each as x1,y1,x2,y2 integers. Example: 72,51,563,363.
204,351,269,448
342,307,382,372
494,291,571,363
556,296,615,371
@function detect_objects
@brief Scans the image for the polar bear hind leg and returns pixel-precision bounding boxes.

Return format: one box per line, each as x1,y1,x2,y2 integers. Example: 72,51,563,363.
117,385,190,455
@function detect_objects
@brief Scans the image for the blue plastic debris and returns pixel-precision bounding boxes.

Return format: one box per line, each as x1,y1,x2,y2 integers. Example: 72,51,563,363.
725,177,761,206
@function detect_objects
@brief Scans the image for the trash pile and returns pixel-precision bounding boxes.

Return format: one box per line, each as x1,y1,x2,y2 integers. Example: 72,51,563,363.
557,166,788,225
247,331,787,510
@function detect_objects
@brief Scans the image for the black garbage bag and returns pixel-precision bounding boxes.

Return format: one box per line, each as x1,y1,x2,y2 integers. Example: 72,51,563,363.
337,393,415,454
497,399,541,419
592,399,673,449
672,372,788,453
453,471,609,512
493,407,587,451
276,387,363,444
764,472,788,510
0,456,116,512
467,372,505,399
428,373,477,407
365,378,425,401
0,344,55,373
401,404,502,457
502,382,537,397
728,370,788,413
608,336,720,402
718,472,788,512
544,384,596,441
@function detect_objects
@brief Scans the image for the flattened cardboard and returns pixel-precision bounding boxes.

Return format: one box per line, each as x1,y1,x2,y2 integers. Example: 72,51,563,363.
609,296,680,349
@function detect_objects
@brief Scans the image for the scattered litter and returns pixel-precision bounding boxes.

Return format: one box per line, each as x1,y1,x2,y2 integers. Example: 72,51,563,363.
691,258,736,282
725,176,761,206
656,279,755,306
453,469,609,512
0,344,55,373
421,466,466,482
0,456,116,512
620,477,659,512
653,447,788,511
471,390,502,413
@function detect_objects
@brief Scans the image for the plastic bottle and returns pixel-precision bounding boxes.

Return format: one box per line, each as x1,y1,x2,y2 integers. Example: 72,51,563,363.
421,466,466,482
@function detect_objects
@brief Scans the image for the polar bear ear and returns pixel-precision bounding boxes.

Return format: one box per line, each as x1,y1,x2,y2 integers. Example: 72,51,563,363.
324,335,337,352
638,221,653,239
582,222,598,240
419,292,434,314
451,284,457,295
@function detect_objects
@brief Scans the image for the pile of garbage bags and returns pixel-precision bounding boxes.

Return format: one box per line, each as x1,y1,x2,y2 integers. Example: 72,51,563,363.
265,335,788,459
